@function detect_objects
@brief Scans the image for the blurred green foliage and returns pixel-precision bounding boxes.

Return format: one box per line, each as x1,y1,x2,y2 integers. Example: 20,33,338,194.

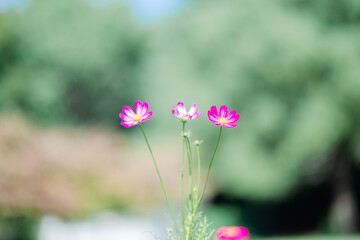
0,0,360,223
0,0,145,126
0,216,37,240
144,0,360,200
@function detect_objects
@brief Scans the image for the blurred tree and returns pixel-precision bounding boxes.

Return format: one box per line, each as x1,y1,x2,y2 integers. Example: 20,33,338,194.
0,0,146,126
143,0,360,234
288,0,360,25
1,0,360,236
0,216,37,240
0,14,27,113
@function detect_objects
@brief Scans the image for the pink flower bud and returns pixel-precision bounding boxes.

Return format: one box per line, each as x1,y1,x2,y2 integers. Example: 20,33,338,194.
216,226,250,240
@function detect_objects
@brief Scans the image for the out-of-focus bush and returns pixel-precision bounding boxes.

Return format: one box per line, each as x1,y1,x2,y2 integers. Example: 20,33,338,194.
0,114,184,218
144,0,360,200
288,0,360,24
0,0,146,126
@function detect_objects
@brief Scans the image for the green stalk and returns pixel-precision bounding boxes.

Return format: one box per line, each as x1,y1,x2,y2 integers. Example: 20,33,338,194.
185,136,196,240
194,127,223,215
181,122,186,238
139,124,180,236
186,127,223,240
185,136,194,213
196,144,201,199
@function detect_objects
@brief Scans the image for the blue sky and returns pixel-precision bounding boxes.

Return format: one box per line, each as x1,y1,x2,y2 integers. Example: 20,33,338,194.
0,0,29,10
94,0,190,22
0,0,191,23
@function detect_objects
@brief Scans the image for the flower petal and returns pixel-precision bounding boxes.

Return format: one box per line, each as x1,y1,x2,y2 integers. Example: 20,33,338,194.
219,105,228,118
208,110,218,119
217,226,250,239
142,111,153,119
119,113,133,121
123,106,135,118
191,111,203,119
226,109,236,120
224,123,238,128
140,101,149,117
188,104,197,116
121,121,134,128
210,106,218,117
177,102,187,116
208,111,219,124
134,100,142,115
208,114,218,123
172,108,182,118
227,114,240,124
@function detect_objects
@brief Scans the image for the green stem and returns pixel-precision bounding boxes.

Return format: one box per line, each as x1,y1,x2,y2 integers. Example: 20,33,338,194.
185,136,197,240
139,124,180,236
194,127,223,215
196,144,201,200
186,127,223,240
185,136,194,213
181,122,186,238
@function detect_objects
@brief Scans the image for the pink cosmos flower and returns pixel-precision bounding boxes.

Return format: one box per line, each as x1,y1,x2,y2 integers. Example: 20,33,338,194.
172,102,202,122
119,100,153,128
216,226,250,240
208,105,239,128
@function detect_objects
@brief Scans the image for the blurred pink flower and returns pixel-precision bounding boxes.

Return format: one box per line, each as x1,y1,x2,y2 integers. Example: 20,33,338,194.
216,226,250,240
119,100,153,128
208,105,239,128
172,102,202,122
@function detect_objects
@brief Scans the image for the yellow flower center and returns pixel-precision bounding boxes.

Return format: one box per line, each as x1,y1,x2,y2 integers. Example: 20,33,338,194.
134,114,141,121
219,117,227,124
181,114,188,123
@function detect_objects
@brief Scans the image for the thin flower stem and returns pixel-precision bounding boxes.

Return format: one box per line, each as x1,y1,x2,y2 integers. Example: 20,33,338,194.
185,136,195,240
138,124,180,236
186,127,223,240
196,144,201,199
185,136,194,213
194,127,223,215
181,122,186,238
